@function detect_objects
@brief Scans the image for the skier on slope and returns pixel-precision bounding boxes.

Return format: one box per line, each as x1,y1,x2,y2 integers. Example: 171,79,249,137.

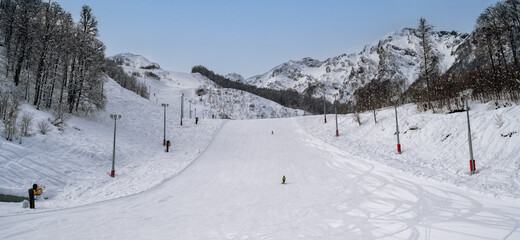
282,175,286,184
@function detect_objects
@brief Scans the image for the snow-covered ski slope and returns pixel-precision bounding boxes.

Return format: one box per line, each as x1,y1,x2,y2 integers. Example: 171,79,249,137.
116,53,303,120
298,103,520,199
1,53,519,238
1,118,519,239
0,59,300,213
0,75,225,210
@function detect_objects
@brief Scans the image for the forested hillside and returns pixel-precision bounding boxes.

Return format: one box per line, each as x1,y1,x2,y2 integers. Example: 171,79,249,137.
0,0,148,140
192,65,337,115
1,1,105,113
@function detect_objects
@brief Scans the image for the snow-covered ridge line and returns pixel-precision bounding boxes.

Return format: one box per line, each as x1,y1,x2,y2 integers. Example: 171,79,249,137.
109,53,161,70
243,28,467,103
116,56,303,120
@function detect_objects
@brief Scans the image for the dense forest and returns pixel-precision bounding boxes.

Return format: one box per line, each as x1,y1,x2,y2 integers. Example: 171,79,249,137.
0,0,148,139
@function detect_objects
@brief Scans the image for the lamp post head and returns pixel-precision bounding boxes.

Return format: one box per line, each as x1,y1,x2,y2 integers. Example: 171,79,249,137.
161,103,168,107
391,96,399,103
110,114,121,120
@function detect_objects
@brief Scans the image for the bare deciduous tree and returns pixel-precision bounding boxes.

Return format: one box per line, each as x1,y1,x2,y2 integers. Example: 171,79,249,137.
37,120,51,135
19,112,33,136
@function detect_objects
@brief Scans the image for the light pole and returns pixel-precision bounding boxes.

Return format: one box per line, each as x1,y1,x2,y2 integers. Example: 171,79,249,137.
110,114,121,177
334,93,339,136
323,89,327,123
460,89,475,174
161,103,168,146
180,93,184,126
189,100,192,119
391,96,401,154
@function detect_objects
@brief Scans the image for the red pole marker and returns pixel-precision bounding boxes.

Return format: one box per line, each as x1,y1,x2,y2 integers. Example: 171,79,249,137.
272,131,274,135
397,144,402,154
469,159,476,174
163,139,166,146
336,130,339,136
110,170,115,177
324,118,327,123
180,121,183,126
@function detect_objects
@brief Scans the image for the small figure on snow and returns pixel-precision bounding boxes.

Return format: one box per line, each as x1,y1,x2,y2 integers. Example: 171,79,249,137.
282,175,286,184
33,184,44,196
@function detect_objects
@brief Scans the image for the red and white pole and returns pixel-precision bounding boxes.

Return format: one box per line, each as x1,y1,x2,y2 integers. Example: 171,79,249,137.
393,99,402,154
469,159,476,174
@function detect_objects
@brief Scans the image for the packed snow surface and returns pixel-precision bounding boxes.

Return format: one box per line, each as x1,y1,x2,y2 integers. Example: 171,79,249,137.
0,57,301,212
1,117,519,239
298,102,520,199
1,52,518,239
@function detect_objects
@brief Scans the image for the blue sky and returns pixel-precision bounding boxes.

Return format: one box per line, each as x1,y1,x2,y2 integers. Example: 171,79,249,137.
56,0,498,78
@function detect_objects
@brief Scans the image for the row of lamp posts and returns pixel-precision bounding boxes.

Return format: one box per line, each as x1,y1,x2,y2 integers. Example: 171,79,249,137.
324,89,476,175
110,93,197,178
110,90,476,177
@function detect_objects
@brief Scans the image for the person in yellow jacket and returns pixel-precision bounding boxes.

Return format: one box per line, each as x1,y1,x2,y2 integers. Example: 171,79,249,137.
33,184,44,195
282,175,286,184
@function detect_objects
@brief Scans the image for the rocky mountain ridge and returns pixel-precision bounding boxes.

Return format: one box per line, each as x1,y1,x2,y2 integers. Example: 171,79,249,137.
241,28,469,103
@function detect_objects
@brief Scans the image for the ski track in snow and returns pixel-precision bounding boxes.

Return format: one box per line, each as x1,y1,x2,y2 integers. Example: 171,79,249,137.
1,118,519,239
296,104,520,200
1,54,519,238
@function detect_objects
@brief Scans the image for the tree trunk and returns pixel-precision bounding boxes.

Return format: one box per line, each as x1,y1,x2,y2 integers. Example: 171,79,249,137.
13,39,27,87
68,58,77,113
59,57,69,104
47,57,60,109
33,50,47,106
508,26,518,67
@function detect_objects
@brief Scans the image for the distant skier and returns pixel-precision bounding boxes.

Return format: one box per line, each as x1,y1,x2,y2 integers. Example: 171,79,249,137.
282,175,286,184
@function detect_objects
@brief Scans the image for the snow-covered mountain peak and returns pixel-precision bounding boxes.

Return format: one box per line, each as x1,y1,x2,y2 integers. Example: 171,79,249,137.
245,27,468,103
110,53,161,70
225,73,245,82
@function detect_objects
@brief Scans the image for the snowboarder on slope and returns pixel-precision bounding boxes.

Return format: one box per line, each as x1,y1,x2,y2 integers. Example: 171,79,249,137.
282,175,286,184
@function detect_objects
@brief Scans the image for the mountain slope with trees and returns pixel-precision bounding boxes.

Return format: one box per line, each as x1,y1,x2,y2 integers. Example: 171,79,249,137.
231,0,520,114
0,0,150,139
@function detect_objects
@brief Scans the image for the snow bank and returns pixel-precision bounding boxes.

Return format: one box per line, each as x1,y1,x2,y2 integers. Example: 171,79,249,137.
296,102,520,199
